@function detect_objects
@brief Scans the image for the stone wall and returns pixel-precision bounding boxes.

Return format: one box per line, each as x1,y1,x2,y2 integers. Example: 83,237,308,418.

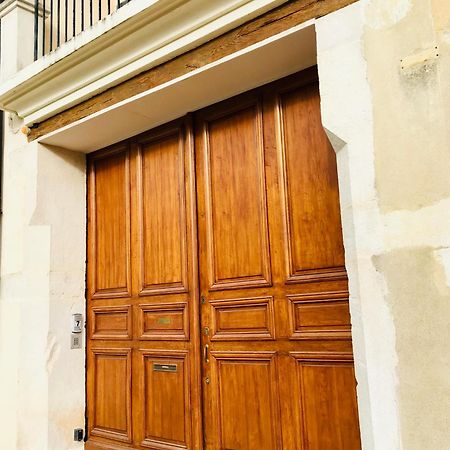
0,119,86,449
318,1,450,449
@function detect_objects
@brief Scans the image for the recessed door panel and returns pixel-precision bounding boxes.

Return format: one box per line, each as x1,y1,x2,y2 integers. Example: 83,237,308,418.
140,351,190,449
90,349,132,443
277,83,346,283
139,302,189,340
292,354,361,450
200,103,271,290
210,352,281,450
91,306,132,340
210,296,275,340
138,129,188,295
287,291,351,340
90,148,131,298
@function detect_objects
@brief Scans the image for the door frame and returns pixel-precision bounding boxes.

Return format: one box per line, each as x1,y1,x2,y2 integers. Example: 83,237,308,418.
85,67,363,449
81,14,375,450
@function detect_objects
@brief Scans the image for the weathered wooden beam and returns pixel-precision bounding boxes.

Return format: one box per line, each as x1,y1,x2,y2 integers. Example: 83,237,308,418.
29,0,357,141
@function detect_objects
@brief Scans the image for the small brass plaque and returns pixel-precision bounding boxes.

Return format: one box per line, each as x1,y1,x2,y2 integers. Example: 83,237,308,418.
157,317,171,325
153,363,178,373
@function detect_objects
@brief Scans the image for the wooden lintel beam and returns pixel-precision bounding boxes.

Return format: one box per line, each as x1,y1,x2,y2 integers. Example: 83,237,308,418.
29,0,357,141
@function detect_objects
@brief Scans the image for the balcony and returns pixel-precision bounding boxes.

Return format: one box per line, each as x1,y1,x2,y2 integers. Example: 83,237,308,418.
0,0,290,128
32,0,132,60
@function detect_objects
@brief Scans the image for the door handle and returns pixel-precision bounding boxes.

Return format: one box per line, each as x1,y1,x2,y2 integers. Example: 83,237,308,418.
204,344,209,363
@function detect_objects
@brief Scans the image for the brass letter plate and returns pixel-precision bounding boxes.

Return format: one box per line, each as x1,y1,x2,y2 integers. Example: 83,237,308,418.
157,317,171,325
153,363,178,373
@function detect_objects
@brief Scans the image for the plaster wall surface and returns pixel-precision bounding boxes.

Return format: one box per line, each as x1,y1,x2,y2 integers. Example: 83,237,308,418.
318,1,450,449
0,115,86,450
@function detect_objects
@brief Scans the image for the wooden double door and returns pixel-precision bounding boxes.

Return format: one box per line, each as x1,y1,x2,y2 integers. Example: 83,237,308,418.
86,68,362,450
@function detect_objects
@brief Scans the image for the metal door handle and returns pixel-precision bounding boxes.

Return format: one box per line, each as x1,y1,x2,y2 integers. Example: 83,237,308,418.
204,344,209,363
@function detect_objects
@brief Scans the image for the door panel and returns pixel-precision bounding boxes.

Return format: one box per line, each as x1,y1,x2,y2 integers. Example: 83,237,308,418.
139,131,189,295
196,69,361,450
139,302,189,340
277,82,346,283
91,147,131,298
293,354,361,450
209,296,275,341
90,348,132,444
91,305,132,340
200,102,271,290
140,350,190,448
287,291,351,340
87,119,202,450
87,68,361,450
210,352,281,450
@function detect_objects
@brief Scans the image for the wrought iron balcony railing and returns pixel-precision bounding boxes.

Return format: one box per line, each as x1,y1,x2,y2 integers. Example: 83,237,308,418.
33,0,132,60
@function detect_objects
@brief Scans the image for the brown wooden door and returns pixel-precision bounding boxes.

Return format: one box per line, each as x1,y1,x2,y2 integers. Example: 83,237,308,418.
86,119,203,450
195,69,361,450
86,68,361,450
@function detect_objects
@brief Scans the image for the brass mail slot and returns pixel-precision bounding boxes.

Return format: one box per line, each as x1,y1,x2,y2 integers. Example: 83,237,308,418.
153,363,178,373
